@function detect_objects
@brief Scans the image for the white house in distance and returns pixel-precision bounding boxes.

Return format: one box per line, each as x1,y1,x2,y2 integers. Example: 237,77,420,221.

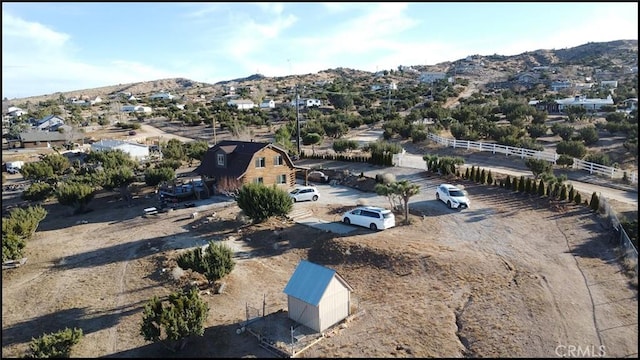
291,98,322,108
283,260,354,333
259,99,276,109
556,95,614,111
149,92,175,100
419,72,447,84
121,105,152,113
91,139,150,161
227,99,256,110
7,106,26,117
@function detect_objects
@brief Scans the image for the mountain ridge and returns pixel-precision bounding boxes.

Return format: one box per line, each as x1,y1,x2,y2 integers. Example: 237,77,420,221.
4,39,637,104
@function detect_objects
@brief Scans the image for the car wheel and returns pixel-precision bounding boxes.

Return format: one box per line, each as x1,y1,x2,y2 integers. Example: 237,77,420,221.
447,200,452,209
369,223,378,231
292,198,297,203
436,193,440,200
343,218,351,225
312,195,318,201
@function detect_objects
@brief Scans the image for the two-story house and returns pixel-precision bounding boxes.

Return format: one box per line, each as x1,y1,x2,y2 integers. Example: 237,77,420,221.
195,140,302,193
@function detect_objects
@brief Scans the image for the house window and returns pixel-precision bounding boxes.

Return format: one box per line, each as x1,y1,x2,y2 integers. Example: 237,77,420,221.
255,157,266,168
217,154,224,166
274,155,283,166
254,177,264,184
276,174,287,184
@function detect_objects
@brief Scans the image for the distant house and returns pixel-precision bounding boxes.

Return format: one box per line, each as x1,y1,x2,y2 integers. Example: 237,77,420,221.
556,95,614,112
599,80,618,89
149,92,175,100
529,95,614,113
7,106,26,117
90,139,150,161
516,72,539,84
283,260,354,333
291,98,322,108
259,99,276,109
227,99,256,110
19,131,70,149
35,115,65,131
195,140,301,192
419,72,447,84
550,80,572,92
121,105,152,113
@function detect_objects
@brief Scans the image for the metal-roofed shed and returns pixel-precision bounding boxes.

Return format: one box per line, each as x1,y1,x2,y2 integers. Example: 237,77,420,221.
283,260,354,333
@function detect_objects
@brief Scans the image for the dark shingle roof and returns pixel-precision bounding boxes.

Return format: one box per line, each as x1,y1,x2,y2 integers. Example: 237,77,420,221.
195,140,271,179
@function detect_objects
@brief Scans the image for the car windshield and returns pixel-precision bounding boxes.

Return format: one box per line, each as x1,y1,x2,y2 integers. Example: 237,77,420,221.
449,190,465,197
290,189,300,194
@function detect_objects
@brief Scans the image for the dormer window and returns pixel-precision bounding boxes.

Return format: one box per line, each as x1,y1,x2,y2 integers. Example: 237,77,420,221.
217,153,224,166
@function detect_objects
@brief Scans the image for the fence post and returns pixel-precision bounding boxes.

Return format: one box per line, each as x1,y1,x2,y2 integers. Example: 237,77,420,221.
520,148,524,159
492,144,496,154
589,162,594,174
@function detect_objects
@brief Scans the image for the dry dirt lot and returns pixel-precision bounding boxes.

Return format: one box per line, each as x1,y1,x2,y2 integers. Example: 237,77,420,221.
2,170,638,358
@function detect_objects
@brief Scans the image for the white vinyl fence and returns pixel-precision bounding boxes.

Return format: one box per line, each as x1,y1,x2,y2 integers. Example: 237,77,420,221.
426,133,637,185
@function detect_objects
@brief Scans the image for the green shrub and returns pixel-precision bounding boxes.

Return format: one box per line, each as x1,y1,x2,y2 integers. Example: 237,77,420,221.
159,159,182,171
487,171,493,186
574,192,582,205
480,169,486,184
556,154,574,168
22,182,54,201
524,178,532,194
144,167,175,186
505,175,512,189
26,327,83,358
556,140,587,158
236,183,293,223
464,167,470,180
302,132,323,145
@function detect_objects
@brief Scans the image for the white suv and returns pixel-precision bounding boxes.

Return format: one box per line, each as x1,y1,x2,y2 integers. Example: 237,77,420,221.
436,184,470,209
289,186,319,202
341,206,395,231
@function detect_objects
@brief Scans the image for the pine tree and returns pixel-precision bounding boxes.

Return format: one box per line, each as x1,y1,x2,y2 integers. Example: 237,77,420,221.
568,186,575,202
518,176,526,192
559,185,568,201
511,177,519,191
487,170,493,186
505,175,512,189
538,179,546,197
480,169,486,184
531,179,538,195
470,166,476,181
589,192,600,212
525,178,532,194
464,167,470,180
574,192,582,205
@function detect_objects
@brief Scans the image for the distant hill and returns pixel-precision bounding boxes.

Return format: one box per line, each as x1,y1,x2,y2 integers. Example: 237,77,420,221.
4,40,637,105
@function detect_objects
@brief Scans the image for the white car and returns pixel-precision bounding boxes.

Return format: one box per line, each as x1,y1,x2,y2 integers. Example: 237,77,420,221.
341,206,395,231
436,184,470,209
289,186,319,202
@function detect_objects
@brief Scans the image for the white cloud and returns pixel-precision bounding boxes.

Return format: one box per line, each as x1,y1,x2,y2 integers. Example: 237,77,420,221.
2,13,175,98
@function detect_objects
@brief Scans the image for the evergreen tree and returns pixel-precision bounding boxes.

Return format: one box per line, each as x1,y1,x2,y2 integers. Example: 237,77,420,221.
589,192,600,212
537,179,546,197
487,170,493,186
574,192,582,205
505,175,512,189
559,185,568,201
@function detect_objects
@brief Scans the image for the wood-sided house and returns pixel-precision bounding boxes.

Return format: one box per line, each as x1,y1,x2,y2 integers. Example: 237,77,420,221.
195,140,305,194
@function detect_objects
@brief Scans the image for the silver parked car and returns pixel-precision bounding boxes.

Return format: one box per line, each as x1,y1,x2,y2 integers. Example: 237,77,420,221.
289,186,320,202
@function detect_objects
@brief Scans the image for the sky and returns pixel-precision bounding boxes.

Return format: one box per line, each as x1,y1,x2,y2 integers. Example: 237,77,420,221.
2,2,638,99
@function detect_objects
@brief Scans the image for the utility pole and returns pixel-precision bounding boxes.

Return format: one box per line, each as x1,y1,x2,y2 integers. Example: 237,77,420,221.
212,113,217,145
387,86,392,115
296,84,301,155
